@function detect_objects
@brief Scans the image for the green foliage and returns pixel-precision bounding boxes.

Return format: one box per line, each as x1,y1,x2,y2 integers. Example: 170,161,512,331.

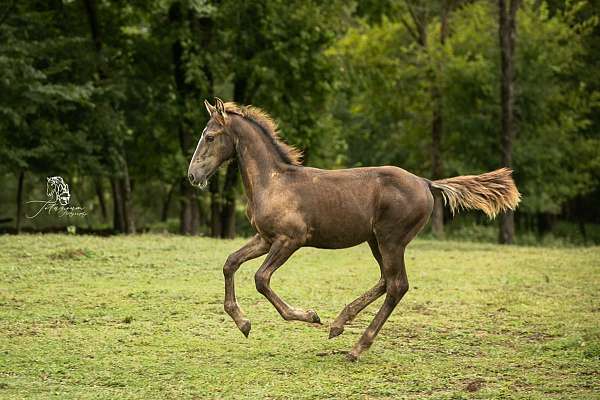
210,0,350,165
328,0,599,214
328,16,431,170
512,3,598,213
0,3,96,173
0,0,599,238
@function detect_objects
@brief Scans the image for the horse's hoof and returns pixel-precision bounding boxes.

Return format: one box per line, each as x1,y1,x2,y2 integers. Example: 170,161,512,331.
307,309,321,324
345,352,359,362
328,326,344,339
239,320,251,338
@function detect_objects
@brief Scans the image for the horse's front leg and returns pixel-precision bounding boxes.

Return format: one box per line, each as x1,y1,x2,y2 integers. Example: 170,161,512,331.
254,239,321,324
223,234,270,337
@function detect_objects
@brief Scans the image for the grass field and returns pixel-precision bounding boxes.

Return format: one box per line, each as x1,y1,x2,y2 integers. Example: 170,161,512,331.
1,235,599,399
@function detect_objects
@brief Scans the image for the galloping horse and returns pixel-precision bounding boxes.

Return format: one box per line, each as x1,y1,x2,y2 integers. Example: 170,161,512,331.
188,98,520,361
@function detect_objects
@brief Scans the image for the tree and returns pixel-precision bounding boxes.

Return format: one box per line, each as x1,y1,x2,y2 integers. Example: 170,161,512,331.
168,1,203,235
329,0,598,241
83,0,137,234
2,0,598,242
0,0,96,232
209,0,348,238
399,0,458,238
498,0,521,244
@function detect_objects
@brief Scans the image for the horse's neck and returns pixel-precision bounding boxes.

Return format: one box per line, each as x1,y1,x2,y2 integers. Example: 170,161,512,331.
234,119,288,201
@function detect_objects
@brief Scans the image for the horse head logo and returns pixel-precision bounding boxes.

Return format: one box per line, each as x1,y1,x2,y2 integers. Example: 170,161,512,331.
47,176,70,206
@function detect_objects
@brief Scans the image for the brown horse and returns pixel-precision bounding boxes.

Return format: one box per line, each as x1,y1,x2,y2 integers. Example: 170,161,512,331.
188,98,520,361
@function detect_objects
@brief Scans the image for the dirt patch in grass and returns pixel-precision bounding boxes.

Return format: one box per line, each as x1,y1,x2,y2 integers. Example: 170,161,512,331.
465,379,485,392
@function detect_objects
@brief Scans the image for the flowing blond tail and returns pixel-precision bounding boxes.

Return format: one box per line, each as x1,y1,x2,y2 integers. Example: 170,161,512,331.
430,168,521,219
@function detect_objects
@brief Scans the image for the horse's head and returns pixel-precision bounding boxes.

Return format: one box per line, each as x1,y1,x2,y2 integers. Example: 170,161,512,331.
187,98,236,189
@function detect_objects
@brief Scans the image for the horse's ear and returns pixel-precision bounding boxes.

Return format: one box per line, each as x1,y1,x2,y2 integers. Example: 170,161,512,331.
214,97,228,124
204,99,216,116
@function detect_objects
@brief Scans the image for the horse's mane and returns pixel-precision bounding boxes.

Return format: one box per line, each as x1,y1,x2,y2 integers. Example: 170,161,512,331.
224,102,303,166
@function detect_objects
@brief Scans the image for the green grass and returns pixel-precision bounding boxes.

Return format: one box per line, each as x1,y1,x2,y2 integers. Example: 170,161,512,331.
1,235,599,399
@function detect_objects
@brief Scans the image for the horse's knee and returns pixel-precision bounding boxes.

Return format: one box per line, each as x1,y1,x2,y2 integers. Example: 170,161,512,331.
223,254,240,277
254,271,269,294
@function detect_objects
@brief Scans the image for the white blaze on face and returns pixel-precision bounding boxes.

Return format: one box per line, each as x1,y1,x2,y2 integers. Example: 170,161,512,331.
195,127,208,157
187,127,212,189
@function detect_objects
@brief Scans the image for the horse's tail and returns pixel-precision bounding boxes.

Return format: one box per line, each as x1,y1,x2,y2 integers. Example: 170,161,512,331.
428,168,521,219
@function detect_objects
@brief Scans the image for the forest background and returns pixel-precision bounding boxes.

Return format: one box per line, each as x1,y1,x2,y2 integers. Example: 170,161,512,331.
1,0,599,245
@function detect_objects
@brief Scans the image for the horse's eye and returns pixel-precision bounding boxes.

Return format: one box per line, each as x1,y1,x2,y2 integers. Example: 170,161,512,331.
206,135,214,143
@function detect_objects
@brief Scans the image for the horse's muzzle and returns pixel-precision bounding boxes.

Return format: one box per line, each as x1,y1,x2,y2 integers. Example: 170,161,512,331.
188,173,208,189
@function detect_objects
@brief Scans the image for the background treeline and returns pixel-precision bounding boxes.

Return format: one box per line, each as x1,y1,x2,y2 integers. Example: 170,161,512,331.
1,0,599,245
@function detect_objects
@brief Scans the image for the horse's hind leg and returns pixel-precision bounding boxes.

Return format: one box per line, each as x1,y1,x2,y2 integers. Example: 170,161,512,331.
254,239,321,324
346,242,408,361
329,239,386,339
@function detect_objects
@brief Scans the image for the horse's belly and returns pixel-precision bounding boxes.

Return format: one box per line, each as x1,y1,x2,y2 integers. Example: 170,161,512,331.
304,211,373,249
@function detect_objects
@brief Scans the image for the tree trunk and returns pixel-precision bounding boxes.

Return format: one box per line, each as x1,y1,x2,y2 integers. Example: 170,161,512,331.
172,36,197,235
401,1,447,238
161,182,176,222
431,192,445,238
218,75,251,239
94,178,107,222
179,177,200,235
16,170,24,234
498,0,520,244
176,130,199,235
85,0,136,234
431,90,444,238
209,174,222,237
170,2,202,235
578,220,587,245
220,161,238,239
121,160,136,234
431,1,450,239
179,178,193,234
110,177,125,233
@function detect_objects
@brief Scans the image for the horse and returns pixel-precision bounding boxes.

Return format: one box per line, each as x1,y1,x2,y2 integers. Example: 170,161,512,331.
47,176,70,206
188,98,521,361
